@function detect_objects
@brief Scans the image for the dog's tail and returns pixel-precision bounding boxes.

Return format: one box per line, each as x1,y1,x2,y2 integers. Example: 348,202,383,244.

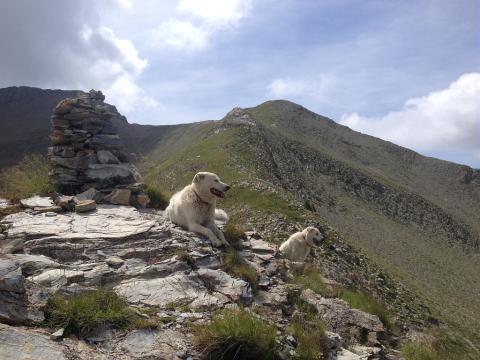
215,209,229,222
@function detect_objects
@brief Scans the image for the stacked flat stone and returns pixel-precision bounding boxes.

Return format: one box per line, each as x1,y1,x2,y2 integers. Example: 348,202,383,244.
48,90,148,207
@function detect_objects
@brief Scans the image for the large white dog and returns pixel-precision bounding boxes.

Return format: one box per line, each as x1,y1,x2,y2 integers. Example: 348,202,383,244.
166,172,230,247
279,226,323,261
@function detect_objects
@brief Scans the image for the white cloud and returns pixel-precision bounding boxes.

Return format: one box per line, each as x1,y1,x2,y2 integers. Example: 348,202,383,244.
150,19,208,51
149,0,252,51
178,0,252,26
79,26,157,113
341,73,480,162
267,75,336,99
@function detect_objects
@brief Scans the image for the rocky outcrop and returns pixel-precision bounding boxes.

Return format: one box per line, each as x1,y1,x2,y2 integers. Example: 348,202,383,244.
48,90,148,207
0,323,67,360
301,289,385,346
0,202,402,359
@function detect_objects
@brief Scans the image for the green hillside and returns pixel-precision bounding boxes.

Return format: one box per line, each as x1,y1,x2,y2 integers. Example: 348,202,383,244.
141,101,480,353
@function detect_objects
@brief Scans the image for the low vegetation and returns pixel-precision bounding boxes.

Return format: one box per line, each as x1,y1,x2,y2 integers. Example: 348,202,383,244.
292,266,338,298
0,205,22,220
44,289,159,336
288,315,328,359
222,249,258,293
223,219,247,249
144,183,169,209
401,341,438,360
194,308,278,360
339,289,393,332
292,265,395,332
0,154,53,199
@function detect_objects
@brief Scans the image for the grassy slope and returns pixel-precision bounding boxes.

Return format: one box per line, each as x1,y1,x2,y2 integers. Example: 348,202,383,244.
246,101,480,347
139,104,480,352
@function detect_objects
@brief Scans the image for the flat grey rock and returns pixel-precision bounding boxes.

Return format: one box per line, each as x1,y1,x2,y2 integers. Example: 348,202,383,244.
20,196,54,209
97,150,120,164
1,205,157,243
115,272,227,308
0,323,66,360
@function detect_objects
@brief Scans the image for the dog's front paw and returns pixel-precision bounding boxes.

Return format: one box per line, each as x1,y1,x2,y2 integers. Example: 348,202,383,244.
210,237,223,248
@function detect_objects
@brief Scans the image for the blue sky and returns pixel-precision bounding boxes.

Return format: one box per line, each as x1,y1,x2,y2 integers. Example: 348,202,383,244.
0,0,479,166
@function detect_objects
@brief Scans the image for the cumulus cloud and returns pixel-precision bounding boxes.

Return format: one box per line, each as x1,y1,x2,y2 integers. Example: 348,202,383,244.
341,73,480,164
0,1,157,116
149,0,252,51
151,20,209,51
268,75,336,99
178,0,252,27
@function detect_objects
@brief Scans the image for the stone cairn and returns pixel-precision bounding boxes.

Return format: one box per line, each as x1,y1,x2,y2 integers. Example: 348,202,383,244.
48,90,149,211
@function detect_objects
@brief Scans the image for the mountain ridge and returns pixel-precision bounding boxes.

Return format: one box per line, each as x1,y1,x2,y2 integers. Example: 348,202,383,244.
1,86,480,348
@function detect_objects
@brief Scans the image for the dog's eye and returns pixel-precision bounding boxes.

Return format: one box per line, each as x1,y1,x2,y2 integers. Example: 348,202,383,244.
215,179,219,182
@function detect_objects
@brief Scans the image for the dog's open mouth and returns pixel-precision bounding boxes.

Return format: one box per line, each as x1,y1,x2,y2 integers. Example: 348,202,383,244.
210,188,225,198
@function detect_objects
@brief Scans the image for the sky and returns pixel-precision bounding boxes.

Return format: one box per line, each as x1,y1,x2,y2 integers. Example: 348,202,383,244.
0,0,479,167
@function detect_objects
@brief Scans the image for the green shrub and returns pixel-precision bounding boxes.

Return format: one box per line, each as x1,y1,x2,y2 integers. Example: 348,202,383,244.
44,289,158,336
401,341,438,360
0,154,53,199
194,308,278,360
292,266,338,298
288,316,328,360
144,184,169,209
223,219,247,248
222,249,258,293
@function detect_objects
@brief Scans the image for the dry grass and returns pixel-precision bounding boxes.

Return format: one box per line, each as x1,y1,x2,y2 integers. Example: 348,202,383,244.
222,249,258,293
0,154,53,199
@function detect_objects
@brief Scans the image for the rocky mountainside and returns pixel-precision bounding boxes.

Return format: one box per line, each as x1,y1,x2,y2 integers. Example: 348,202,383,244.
142,102,480,350
1,87,480,357
0,198,404,359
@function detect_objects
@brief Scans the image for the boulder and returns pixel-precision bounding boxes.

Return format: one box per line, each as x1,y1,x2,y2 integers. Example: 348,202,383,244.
134,194,150,208
300,289,385,346
105,188,131,206
75,200,97,213
74,188,102,203
96,150,120,164
85,164,139,187
30,269,84,287
105,256,124,268
20,196,54,209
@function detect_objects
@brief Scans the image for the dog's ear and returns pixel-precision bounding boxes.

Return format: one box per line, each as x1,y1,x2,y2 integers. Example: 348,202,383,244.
193,173,205,183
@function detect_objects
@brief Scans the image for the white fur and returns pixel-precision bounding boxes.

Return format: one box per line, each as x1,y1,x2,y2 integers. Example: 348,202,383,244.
166,172,230,247
279,226,323,261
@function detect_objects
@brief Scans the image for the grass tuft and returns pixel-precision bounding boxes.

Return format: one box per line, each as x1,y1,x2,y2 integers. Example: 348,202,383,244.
222,249,258,293
292,266,338,298
44,289,158,336
288,315,328,359
144,184,169,209
401,341,438,360
223,219,247,248
194,308,279,360
338,289,394,332
0,154,53,199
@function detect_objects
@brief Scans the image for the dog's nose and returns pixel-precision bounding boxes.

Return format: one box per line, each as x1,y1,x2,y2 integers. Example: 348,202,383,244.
225,185,231,191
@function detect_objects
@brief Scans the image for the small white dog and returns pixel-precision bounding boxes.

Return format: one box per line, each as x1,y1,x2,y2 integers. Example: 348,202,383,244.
279,226,323,261
166,172,230,247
